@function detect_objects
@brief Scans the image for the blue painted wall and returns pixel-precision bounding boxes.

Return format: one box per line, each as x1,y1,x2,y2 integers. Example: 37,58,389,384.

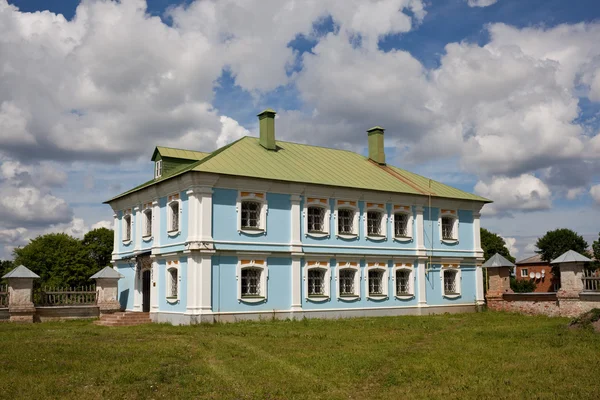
423,207,474,255
424,264,478,306
116,262,135,310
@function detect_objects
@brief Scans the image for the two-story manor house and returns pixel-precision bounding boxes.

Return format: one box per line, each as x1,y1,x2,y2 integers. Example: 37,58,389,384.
105,109,491,324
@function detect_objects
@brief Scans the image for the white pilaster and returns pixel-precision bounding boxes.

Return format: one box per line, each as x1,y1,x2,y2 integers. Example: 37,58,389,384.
473,211,483,256
475,265,484,305
151,257,159,312
415,206,426,254
133,270,143,312
417,257,428,307
290,195,302,253
185,252,213,315
291,255,302,312
112,213,118,259
186,188,200,242
198,187,214,243
151,199,160,251
133,206,141,251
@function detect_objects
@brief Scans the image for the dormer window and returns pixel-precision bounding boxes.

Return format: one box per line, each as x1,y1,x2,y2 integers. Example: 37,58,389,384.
155,160,163,179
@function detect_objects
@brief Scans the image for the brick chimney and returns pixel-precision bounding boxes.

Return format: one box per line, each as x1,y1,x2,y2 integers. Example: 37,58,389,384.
258,108,276,150
367,126,385,165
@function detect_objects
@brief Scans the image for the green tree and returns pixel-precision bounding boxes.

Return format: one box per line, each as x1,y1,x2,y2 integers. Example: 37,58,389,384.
0,259,14,281
592,232,600,269
535,228,589,275
480,228,515,263
82,228,114,271
12,233,93,287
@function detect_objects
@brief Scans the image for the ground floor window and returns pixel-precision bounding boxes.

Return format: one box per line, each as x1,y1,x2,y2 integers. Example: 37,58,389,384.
237,260,268,303
443,269,459,296
368,269,385,295
308,269,326,296
396,270,410,295
339,269,356,296
241,268,261,297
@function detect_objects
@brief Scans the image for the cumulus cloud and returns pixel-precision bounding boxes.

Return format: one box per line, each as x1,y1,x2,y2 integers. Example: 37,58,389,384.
591,184,600,205
501,236,518,257
467,0,498,7
474,175,552,215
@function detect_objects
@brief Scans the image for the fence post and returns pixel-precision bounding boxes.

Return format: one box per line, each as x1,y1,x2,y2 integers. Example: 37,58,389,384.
482,253,516,312
90,266,124,314
551,250,591,317
2,265,40,323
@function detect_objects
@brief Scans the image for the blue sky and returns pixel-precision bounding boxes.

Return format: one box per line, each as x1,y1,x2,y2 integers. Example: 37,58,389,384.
1,0,599,259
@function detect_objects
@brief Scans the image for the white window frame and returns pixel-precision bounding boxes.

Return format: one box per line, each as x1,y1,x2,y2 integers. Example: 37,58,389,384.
393,263,415,298
334,200,359,238
520,268,528,278
364,203,387,241
335,260,361,300
303,260,331,302
439,209,459,243
365,261,389,299
142,202,153,241
391,205,413,242
303,197,330,238
440,265,461,299
122,209,132,243
236,191,267,235
155,159,162,179
236,259,268,303
165,260,180,303
167,193,181,236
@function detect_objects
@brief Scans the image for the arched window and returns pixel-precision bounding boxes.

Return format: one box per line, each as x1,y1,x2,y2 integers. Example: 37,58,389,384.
441,265,461,298
365,203,387,240
167,193,181,235
143,207,152,238
167,268,178,298
122,210,132,242
393,263,414,298
391,205,413,241
237,259,268,303
335,200,359,238
365,261,389,298
237,192,267,233
439,210,458,242
336,261,360,299
304,260,330,301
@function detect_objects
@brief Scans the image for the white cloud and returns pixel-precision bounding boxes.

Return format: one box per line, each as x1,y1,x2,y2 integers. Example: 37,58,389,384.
475,174,552,215
91,220,113,231
566,187,585,200
590,184,600,205
501,236,518,257
467,0,498,7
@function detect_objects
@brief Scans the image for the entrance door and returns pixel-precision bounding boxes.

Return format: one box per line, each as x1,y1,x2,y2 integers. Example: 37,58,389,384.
142,270,151,312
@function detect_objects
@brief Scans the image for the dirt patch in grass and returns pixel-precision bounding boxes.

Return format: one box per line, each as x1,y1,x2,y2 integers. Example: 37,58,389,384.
569,308,600,332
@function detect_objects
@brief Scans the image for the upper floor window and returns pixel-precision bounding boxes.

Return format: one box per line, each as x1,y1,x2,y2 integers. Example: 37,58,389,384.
440,210,458,242
441,265,461,298
167,194,180,234
365,203,386,240
237,192,267,234
237,259,268,303
393,263,414,298
304,198,330,238
155,160,162,179
335,200,358,238
304,260,330,301
392,205,413,240
365,261,389,298
142,203,152,238
336,261,360,299
122,210,132,243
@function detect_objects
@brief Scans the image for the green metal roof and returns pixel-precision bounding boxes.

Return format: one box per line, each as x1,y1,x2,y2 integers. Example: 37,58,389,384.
151,146,211,162
106,137,491,203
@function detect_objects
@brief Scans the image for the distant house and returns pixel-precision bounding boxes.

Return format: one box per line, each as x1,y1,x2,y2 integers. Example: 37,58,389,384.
515,255,559,292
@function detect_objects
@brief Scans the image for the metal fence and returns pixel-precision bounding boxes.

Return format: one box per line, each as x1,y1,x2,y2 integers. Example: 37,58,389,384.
35,285,97,306
582,269,600,292
0,284,8,308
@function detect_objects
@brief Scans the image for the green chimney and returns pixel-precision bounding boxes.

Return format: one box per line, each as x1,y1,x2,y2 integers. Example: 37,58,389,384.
258,108,277,150
367,126,385,165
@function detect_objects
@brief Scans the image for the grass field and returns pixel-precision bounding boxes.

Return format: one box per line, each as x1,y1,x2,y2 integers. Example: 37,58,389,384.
1,312,599,399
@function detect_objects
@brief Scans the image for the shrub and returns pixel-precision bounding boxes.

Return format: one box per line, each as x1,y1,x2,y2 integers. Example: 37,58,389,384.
510,277,537,293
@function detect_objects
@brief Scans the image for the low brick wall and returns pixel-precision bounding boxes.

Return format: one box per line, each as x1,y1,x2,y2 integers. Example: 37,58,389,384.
34,305,99,322
487,292,600,318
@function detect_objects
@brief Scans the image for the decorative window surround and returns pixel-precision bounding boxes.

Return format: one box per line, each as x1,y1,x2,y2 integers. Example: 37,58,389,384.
391,205,413,242
237,259,268,303
303,197,330,238
439,209,459,243
441,264,461,298
335,200,359,239
364,203,387,241
336,261,360,300
167,193,181,236
142,202,153,241
365,261,389,299
166,260,180,303
155,159,162,179
304,260,331,302
237,191,267,235
122,209,132,244
393,263,415,299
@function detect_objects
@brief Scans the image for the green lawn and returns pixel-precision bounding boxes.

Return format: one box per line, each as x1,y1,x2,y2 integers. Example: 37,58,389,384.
1,312,599,399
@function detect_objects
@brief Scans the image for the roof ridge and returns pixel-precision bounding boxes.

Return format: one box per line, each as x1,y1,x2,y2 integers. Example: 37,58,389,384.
155,145,211,154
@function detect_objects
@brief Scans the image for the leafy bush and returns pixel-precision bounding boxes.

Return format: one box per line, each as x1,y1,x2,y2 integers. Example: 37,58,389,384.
510,277,537,293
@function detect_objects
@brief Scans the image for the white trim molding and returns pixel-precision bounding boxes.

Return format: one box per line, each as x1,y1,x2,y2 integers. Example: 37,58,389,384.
303,197,331,238
439,209,459,243
391,204,413,242
335,260,361,300
122,208,132,244
167,193,181,237
303,259,331,302
393,262,415,299
236,258,268,303
236,191,268,235
142,202,153,241
364,202,387,242
364,260,389,299
440,264,462,299
165,259,181,304
334,200,359,239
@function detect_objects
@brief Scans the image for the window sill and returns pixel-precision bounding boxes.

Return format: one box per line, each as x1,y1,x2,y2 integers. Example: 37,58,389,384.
393,236,413,243
443,293,461,299
167,230,180,237
395,294,414,300
336,233,358,240
306,231,329,238
441,238,458,244
122,240,132,245
367,294,388,300
166,297,179,304
307,295,330,302
366,235,386,242
142,235,153,242
338,295,360,301
239,296,266,304
239,228,265,236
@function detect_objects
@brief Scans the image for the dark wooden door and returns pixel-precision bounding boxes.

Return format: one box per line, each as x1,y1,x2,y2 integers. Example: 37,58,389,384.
142,270,151,312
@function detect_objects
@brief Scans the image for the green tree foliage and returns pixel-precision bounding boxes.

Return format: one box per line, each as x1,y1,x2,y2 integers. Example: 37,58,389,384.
12,230,113,288
535,228,589,275
0,259,14,280
510,277,537,293
82,227,114,270
480,228,515,263
592,233,600,269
